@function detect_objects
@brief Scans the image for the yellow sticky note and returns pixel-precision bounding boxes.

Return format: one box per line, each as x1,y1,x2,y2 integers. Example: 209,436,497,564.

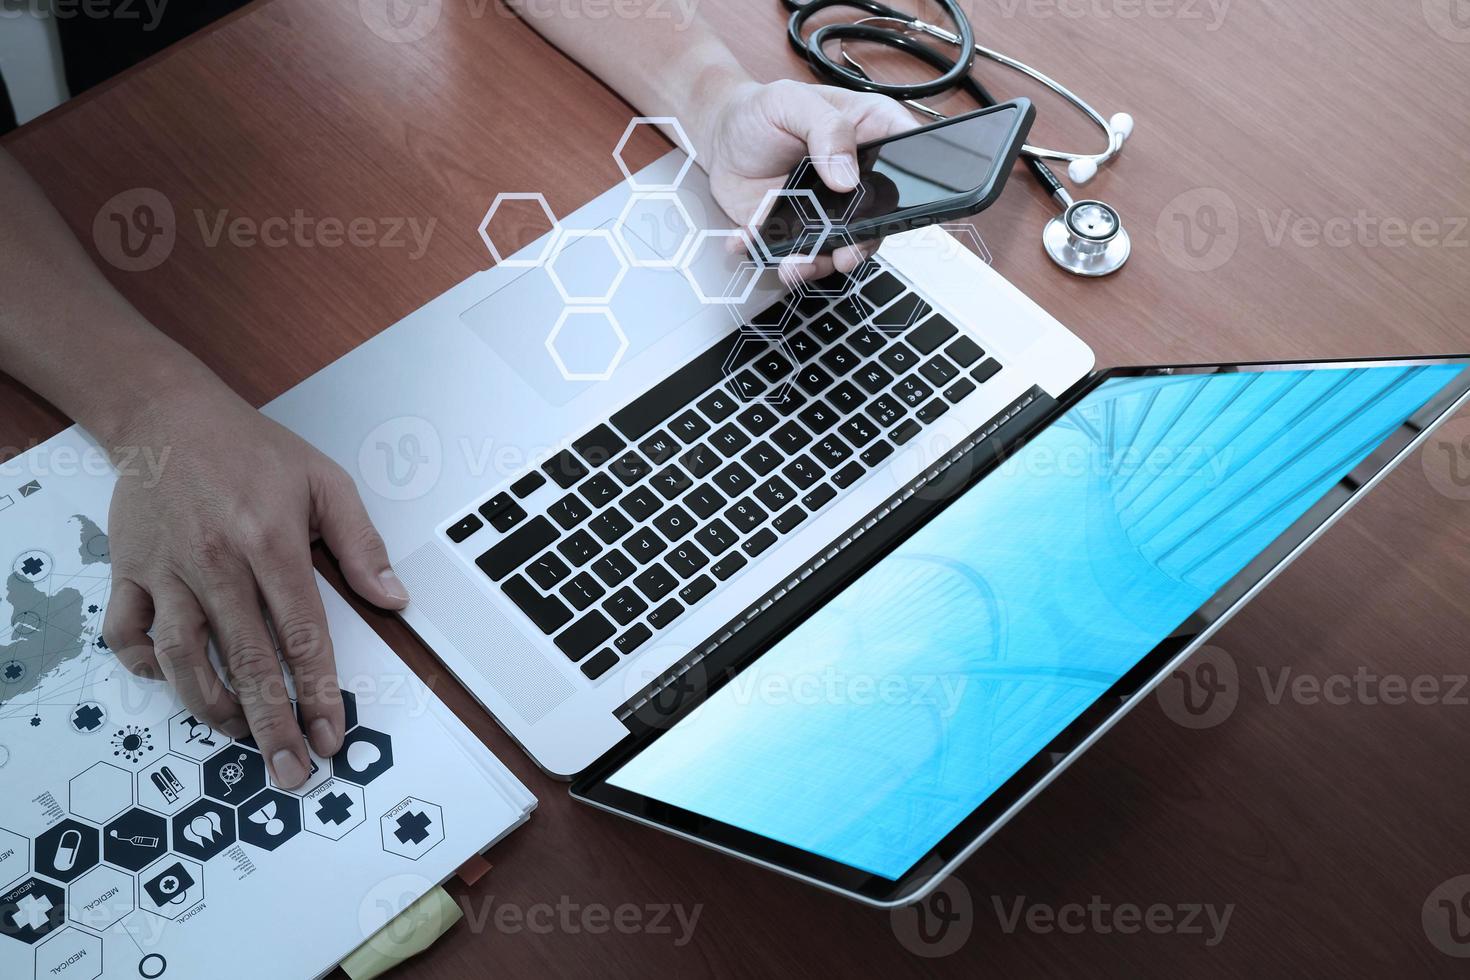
342,886,463,980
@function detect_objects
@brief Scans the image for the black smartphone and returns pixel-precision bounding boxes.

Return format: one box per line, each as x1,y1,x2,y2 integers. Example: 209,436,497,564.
755,99,1035,258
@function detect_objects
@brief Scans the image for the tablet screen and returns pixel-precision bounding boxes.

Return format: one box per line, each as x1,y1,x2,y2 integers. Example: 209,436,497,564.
606,363,1466,880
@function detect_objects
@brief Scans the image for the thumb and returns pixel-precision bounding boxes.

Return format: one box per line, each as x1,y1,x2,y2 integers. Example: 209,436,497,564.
771,86,861,193
311,462,410,609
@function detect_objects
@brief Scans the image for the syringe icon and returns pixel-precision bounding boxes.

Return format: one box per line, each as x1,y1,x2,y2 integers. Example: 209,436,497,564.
109,829,160,848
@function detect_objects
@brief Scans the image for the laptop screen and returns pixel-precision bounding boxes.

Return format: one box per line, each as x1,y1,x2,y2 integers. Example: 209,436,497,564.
604,363,1468,881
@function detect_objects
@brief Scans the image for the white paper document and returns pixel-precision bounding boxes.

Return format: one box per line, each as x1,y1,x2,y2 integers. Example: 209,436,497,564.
0,427,534,980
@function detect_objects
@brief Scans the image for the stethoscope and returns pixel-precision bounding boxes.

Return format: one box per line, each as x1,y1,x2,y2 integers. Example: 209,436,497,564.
782,0,1134,276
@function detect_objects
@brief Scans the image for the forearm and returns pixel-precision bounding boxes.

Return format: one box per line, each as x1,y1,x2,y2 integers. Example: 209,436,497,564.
0,148,226,452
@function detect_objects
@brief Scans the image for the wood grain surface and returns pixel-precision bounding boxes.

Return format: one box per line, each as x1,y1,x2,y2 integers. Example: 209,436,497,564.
5,0,1470,974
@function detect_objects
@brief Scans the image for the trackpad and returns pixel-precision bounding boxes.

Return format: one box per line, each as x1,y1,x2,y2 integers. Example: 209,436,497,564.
459,220,707,406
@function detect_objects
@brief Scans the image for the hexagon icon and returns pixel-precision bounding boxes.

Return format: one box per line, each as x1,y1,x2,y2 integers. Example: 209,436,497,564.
0,876,65,944
167,709,229,762
66,863,135,932
680,229,762,306
380,798,444,861
545,229,628,305
788,154,867,226
202,746,266,804
722,333,799,407
612,191,697,268
0,826,29,890
747,187,834,265
136,755,200,816
102,808,167,873
35,819,100,884
35,926,102,980
170,799,236,863
546,308,629,383
478,192,560,268
138,855,202,919
613,117,696,191
331,726,394,787
237,789,302,852
303,780,366,841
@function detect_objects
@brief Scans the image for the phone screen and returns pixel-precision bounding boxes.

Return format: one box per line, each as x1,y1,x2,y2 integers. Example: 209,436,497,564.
757,105,1022,254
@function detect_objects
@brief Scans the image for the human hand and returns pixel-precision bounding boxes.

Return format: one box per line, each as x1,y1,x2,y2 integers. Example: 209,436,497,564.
102,382,409,789
700,79,915,278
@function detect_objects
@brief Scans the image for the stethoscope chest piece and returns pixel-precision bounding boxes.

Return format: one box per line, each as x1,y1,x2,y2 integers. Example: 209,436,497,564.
1044,199,1130,277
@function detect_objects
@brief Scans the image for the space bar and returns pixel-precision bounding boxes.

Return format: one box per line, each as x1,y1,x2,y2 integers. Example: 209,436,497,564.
610,334,763,440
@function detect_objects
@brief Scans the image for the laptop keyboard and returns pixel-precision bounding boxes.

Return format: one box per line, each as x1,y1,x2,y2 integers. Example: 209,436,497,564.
445,264,1006,683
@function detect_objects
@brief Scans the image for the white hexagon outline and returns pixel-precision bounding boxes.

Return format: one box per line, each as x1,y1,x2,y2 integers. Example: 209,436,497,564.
134,754,202,817
612,191,697,268
478,192,562,268
546,307,629,383
137,852,203,920
789,154,867,226
0,825,29,890
721,296,799,340
777,234,879,301
721,332,801,407
302,779,366,841
613,117,697,191
65,863,135,933
679,229,762,305
68,761,134,826
379,797,445,861
747,186,835,266
35,925,102,980
545,228,630,305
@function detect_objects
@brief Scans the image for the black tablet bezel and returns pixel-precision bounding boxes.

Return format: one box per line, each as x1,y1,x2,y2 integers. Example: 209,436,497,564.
573,356,1470,906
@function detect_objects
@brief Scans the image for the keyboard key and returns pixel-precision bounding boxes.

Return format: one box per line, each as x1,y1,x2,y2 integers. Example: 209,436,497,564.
831,461,865,489
579,473,621,509
669,409,711,444
971,358,1003,384
854,362,895,394
917,398,949,424
446,513,483,543
694,519,738,555
589,509,634,545
907,315,959,355
772,505,807,534
812,435,852,467
639,430,679,465
878,342,920,374
602,587,649,626
479,492,523,529
711,552,748,581
725,497,768,533
946,335,984,367
610,450,653,486
860,270,906,306
772,421,813,454
819,343,859,376
634,564,678,603
526,552,571,590
828,382,864,413
680,443,722,479
796,363,835,395
696,389,738,423
591,550,636,586
614,623,653,656
653,465,693,500
666,542,709,578
848,326,886,356
866,395,905,428
742,528,778,558
648,598,684,630
653,504,696,541
686,484,727,520
872,293,929,334
840,415,879,448
547,493,593,530
891,419,922,445
770,388,808,417
741,442,782,477
755,476,797,510
802,483,837,511
624,527,667,564
808,312,847,343
727,369,766,401
944,377,977,402
624,482,668,520
502,575,574,635
833,294,877,327
510,471,547,498
679,574,716,605
753,349,795,384
783,455,823,490
711,424,752,457
559,572,606,611
738,405,779,436
581,649,619,680
557,530,602,567
611,332,764,440
895,376,935,408
746,297,794,332
787,330,822,363
542,450,590,489
571,424,627,469
555,611,615,663
713,462,756,496
919,354,960,387
476,516,558,581
799,400,840,434
861,439,894,467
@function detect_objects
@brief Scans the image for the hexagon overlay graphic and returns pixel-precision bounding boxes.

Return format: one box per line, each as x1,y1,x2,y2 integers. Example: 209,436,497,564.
479,193,560,268
35,925,102,979
138,854,202,919
167,709,228,762
68,763,131,827
680,229,761,306
613,117,696,191
0,826,29,890
546,308,629,383
613,191,697,268
331,727,394,786
747,187,834,265
237,789,302,852
722,334,799,407
35,819,100,884
546,229,629,305
303,779,366,841
170,799,236,863
102,808,168,872
136,754,201,816
0,877,65,944
66,863,134,932
203,746,266,804
380,798,445,861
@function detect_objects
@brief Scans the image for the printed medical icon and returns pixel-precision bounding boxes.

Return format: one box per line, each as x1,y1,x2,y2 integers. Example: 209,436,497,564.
34,819,99,883
142,861,196,908
110,723,156,764
104,808,169,871
238,790,302,851
170,799,237,862
203,745,266,802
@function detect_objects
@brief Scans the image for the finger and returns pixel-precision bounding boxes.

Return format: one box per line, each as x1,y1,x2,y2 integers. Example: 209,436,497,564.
771,85,861,193
311,461,409,610
252,539,345,759
193,560,311,789
833,239,880,274
104,577,161,679
151,578,247,737
844,91,919,143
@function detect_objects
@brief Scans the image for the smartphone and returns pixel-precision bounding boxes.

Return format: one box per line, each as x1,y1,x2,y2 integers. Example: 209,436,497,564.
755,99,1035,258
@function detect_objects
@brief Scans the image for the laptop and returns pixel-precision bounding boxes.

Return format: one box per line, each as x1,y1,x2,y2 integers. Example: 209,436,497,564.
267,158,1470,906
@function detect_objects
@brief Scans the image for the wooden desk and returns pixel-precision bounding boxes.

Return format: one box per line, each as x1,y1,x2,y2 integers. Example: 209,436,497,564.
6,0,1470,973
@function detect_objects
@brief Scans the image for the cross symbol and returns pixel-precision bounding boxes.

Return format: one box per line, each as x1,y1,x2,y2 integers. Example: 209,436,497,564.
315,791,354,826
73,704,104,731
393,810,433,845
14,892,54,931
